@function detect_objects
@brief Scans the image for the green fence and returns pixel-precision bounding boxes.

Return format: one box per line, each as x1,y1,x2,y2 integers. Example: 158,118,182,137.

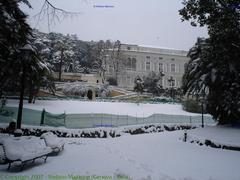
0,107,41,126
64,113,214,128
0,107,216,129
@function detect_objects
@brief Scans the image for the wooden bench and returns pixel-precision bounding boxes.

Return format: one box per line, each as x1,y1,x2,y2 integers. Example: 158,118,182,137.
0,135,52,170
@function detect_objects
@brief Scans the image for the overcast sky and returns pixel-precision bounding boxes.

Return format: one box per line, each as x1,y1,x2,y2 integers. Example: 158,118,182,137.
21,0,208,50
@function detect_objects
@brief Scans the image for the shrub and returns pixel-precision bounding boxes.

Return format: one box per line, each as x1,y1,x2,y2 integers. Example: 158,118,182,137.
107,77,118,86
182,99,206,113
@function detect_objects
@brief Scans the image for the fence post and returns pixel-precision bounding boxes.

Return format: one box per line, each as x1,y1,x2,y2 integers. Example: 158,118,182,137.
64,111,66,127
136,113,138,124
40,108,45,125
116,114,118,127
91,113,94,128
190,116,192,124
111,114,113,127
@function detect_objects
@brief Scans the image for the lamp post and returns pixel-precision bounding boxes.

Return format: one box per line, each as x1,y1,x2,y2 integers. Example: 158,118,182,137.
16,44,34,129
199,92,206,128
168,76,174,100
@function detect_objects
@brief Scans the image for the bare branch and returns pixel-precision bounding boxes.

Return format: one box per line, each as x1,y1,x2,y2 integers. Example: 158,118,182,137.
33,0,82,31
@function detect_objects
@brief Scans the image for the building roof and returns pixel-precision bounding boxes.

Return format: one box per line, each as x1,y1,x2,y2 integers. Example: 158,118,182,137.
120,44,188,57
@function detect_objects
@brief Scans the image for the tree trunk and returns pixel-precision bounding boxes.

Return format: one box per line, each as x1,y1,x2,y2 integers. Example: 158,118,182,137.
17,66,26,129
28,79,33,103
58,48,64,81
0,88,2,99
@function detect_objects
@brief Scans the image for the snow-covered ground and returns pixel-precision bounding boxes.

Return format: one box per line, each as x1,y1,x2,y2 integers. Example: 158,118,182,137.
6,100,203,117
0,126,240,180
187,126,240,147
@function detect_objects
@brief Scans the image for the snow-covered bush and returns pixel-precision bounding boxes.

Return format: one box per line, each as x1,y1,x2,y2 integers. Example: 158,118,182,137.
63,83,87,97
62,83,110,97
97,85,110,97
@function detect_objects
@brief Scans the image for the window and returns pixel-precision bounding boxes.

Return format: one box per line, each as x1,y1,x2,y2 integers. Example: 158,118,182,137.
126,58,132,69
159,63,164,72
146,62,150,71
126,57,136,71
154,63,157,71
127,46,131,50
159,57,163,60
146,56,150,59
171,58,175,61
132,58,136,70
170,64,176,72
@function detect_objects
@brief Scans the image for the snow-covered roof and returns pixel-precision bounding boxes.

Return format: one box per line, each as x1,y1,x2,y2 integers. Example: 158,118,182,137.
120,44,188,57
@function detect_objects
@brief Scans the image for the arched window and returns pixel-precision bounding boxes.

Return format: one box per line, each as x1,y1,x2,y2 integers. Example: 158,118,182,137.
146,62,150,71
126,58,132,69
126,57,136,71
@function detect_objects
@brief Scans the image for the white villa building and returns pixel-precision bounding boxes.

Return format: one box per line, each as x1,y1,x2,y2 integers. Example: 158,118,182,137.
105,44,189,90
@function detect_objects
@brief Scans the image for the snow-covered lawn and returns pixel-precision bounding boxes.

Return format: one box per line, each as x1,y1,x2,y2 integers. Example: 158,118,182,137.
7,99,202,117
187,126,240,147
0,126,240,180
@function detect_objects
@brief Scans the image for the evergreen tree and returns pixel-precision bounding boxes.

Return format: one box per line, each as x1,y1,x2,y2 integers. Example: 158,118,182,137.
0,1,51,128
0,0,32,97
180,0,240,124
143,71,164,96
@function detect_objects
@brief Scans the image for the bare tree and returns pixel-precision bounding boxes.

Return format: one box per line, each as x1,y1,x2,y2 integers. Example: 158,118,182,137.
110,40,125,83
93,40,113,83
33,0,82,31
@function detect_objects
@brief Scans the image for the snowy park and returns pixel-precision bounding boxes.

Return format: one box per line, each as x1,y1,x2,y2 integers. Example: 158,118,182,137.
0,125,240,180
1,0,240,180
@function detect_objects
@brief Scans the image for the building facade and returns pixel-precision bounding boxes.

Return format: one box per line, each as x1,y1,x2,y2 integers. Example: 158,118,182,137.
105,44,189,90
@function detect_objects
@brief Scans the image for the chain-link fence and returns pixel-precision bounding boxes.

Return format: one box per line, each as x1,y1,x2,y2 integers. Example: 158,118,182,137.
63,113,215,128
0,107,215,129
